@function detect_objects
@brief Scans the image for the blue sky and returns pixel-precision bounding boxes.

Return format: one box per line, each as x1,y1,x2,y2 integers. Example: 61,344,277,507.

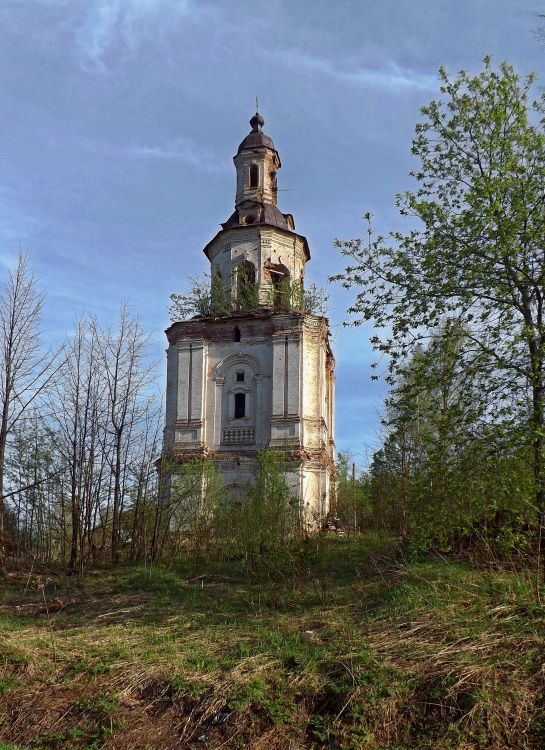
0,0,543,462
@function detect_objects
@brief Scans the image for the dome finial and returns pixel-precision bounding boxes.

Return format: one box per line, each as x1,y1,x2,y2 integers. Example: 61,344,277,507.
250,107,264,132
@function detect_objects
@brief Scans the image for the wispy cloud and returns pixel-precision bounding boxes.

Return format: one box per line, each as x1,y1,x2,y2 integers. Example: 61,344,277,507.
0,188,44,250
274,48,437,93
86,136,228,173
73,0,195,70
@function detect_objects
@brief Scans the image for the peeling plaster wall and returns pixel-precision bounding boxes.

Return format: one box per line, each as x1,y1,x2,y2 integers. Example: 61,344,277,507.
164,310,335,523
163,118,334,525
208,227,307,307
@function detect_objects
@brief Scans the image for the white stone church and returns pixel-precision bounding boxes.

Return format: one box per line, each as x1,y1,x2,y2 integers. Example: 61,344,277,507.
162,112,335,524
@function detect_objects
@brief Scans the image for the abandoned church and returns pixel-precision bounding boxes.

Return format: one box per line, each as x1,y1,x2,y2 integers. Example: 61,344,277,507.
162,112,335,523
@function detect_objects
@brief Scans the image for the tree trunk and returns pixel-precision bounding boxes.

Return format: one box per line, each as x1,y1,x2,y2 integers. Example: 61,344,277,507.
68,430,80,572
0,374,11,575
532,380,545,582
111,430,122,563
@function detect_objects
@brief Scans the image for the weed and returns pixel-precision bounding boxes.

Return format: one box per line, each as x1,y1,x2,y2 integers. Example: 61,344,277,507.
0,676,19,693
77,693,118,718
0,643,28,667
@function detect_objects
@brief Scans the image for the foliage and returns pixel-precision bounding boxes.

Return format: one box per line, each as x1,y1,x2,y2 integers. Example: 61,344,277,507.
169,272,328,320
169,275,214,319
334,452,371,531
334,59,545,563
218,450,301,573
155,450,304,577
159,458,224,566
369,329,536,558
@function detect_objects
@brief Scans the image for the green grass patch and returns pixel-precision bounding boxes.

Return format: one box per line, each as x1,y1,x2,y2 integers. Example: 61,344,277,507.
0,536,544,749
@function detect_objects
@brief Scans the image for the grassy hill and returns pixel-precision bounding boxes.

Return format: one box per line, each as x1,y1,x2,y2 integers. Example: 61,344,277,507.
0,535,544,749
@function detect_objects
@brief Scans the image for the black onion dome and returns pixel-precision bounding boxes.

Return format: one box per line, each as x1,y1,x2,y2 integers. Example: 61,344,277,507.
250,112,264,130
237,111,275,153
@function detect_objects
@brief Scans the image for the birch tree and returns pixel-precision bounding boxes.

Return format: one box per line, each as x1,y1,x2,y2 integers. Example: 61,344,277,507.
99,304,154,563
0,253,60,573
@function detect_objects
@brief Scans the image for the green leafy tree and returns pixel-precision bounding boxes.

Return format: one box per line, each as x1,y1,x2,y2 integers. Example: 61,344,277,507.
334,60,545,566
370,325,534,556
222,450,300,573
152,457,222,563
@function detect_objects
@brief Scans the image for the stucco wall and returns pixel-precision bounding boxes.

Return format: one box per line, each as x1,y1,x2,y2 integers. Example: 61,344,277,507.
164,310,334,522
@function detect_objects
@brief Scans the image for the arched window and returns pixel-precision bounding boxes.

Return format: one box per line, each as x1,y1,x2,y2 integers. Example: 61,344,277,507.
234,392,246,419
211,269,224,312
234,326,241,342
216,353,261,447
237,260,256,308
270,264,290,310
249,164,259,188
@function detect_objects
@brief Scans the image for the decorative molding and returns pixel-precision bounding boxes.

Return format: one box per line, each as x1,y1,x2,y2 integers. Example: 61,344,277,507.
223,428,255,445
215,352,263,379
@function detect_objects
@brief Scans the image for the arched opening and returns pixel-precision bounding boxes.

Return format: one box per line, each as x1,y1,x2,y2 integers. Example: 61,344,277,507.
237,260,257,308
223,484,245,505
216,353,261,447
234,326,241,342
234,392,246,419
270,264,290,310
211,269,224,313
249,163,259,188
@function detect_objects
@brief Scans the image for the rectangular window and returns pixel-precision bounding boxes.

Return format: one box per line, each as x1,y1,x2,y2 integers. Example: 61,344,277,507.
249,164,259,187
234,392,246,419
236,371,245,382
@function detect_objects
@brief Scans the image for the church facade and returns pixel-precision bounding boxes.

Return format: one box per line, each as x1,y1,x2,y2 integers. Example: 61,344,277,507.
162,113,335,524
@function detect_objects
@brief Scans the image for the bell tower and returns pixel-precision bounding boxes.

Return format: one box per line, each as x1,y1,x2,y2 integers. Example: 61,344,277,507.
206,112,308,313
234,112,279,209
163,112,335,525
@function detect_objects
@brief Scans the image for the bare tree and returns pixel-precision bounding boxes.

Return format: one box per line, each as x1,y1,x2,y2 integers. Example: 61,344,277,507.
98,304,154,563
0,253,61,573
49,318,108,572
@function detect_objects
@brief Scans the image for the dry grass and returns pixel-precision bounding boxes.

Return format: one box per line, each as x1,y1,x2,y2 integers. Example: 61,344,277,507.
0,538,544,749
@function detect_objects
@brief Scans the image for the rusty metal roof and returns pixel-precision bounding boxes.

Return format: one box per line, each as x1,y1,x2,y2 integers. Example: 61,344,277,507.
237,112,276,154
237,129,275,154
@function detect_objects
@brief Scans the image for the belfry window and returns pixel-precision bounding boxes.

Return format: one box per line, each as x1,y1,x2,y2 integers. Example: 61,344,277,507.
234,392,246,419
237,260,256,308
270,264,290,311
249,164,259,188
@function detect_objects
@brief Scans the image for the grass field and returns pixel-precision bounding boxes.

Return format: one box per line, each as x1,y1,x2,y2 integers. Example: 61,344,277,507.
0,535,544,749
